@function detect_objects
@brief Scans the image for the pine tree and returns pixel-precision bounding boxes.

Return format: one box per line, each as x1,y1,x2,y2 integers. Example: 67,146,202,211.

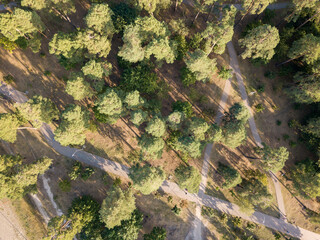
258,145,289,172
124,91,145,110
239,24,280,61
130,110,148,126
286,34,320,65
288,73,320,104
54,105,90,146
139,134,165,159
15,95,59,128
184,49,217,82
129,164,166,195
286,0,319,22
176,135,202,159
99,186,136,229
134,0,171,15
218,162,242,189
193,0,218,24
174,164,201,193
81,30,112,58
85,3,115,35
82,59,112,80
65,72,93,100
145,117,166,138
0,8,45,41
241,0,275,20
119,16,176,63
95,89,123,117
188,117,210,141
0,155,52,199
167,111,185,130
144,227,166,240
202,6,237,54
0,113,21,143
304,117,320,138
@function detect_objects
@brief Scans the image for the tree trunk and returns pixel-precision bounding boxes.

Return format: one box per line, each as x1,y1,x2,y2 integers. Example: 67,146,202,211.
296,8,320,30
239,0,255,23
276,56,301,67
17,127,38,130
175,0,179,11
206,4,215,22
192,10,201,24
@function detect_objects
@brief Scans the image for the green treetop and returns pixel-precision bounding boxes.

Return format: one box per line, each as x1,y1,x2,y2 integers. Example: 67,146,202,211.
291,158,320,198
202,6,237,54
185,49,217,82
134,0,171,15
85,3,115,35
206,124,222,143
139,134,165,159
174,164,201,193
15,95,59,128
0,8,45,41
175,135,202,159
287,0,319,22
81,29,112,58
218,162,242,189
0,113,21,143
239,24,280,61
188,117,210,141
65,72,93,100
21,0,76,16
193,0,218,23
54,105,90,146
144,227,166,240
119,16,176,63
242,0,275,16
229,102,250,123
287,34,320,64
124,90,145,110
99,186,136,229
0,155,52,199
304,117,320,138
82,59,112,80
130,110,148,126
288,73,320,104
258,145,289,173
167,111,185,130
95,88,123,116
145,117,166,138
129,164,166,195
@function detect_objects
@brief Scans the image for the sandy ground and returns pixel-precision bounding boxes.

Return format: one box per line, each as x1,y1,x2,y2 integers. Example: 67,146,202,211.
0,200,26,240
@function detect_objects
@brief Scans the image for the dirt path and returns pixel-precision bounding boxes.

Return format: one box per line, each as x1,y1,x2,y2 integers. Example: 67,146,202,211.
227,41,287,222
0,200,27,240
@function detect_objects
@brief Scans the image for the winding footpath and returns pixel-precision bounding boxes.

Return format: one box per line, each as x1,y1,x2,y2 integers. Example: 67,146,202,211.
0,81,319,239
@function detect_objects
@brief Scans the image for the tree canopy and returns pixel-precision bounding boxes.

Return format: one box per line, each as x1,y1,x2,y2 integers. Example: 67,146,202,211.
134,0,171,15
144,227,167,240
129,164,166,195
258,145,289,173
54,105,90,146
242,0,275,16
239,24,280,61
119,16,176,63
167,111,185,130
174,164,201,193
82,60,112,80
188,117,210,141
15,95,59,128
124,90,145,110
184,49,216,82
95,88,123,117
0,155,52,199
0,113,21,143
130,110,148,126
65,72,94,100
139,134,165,159
145,117,166,138
218,162,242,189
99,186,136,229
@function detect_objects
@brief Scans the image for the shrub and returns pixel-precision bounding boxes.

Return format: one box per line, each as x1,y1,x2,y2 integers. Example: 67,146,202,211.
218,66,233,80
174,35,189,60
171,205,181,215
180,67,197,86
0,35,17,52
81,167,95,180
289,140,297,148
172,100,194,118
276,120,282,126
69,162,82,180
282,134,290,141
255,103,265,113
257,84,265,93
59,179,71,192
218,162,242,189
44,70,52,76
3,74,15,84
264,70,276,79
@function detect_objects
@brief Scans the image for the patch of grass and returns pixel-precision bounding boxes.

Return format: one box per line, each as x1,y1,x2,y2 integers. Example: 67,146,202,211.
255,103,265,113
3,74,15,84
289,140,297,148
58,178,71,192
12,198,47,240
283,134,290,141
44,70,51,76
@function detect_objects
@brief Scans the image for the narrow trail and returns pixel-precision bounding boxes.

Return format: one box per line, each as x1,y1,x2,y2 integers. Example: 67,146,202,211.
227,41,287,222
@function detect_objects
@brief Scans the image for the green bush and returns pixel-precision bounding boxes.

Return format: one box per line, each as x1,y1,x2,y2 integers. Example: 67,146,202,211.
69,162,82,180
255,103,265,113
257,84,265,93
81,167,95,181
171,205,181,215
0,35,17,52
180,67,197,86
188,33,203,50
276,120,282,126
14,37,28,49
59,179,71,192
218,67,233,80
44,70,52,76
172,100,194,118
3,74,15,84
282,134,290,141
174,35,189,60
